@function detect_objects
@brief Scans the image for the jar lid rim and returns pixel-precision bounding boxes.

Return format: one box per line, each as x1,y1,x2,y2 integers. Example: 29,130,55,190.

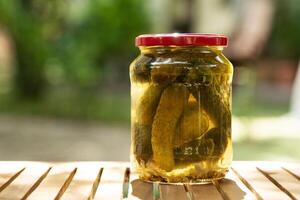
135,33,228,47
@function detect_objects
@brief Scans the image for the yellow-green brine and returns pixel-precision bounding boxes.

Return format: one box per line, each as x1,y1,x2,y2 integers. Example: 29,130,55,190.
130,34,233,183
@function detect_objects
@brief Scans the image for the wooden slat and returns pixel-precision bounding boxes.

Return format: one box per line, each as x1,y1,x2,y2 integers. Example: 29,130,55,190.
0,162,33,192
129,172,189,200
258,166,300,199
60,163,102,200
129,170,257,200
0,163,49,199
28,164,76,200
62,163,101,200
22,167,52,199
282,164,300,181
0,162,27,190
129,172,153,200
232,162,291,200
283,167,300,181
190,183,222,200
93,166,128,200
160,183,189,200
0,161,299,199
223,169,256,200
231,167,263,200
88,168,103,200
0,168,25,193
54,168,77,199
213,180,230,200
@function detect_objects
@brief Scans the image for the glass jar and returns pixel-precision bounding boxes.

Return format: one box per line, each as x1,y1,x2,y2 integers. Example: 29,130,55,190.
129,34,233,183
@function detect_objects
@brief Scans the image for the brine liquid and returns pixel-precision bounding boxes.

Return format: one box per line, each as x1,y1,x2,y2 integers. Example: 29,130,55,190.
130,73,232,183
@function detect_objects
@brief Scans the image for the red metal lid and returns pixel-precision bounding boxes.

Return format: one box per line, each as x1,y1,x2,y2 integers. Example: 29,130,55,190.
135,33,228,47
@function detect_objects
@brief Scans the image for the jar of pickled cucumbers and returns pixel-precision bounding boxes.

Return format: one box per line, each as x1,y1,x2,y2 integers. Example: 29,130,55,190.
130,34,233,183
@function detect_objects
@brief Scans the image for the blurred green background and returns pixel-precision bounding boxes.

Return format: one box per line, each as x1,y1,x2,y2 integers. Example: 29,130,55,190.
0,0,299,161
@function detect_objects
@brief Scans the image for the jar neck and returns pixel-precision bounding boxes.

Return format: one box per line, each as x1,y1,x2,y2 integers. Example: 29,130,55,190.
139,46,224,55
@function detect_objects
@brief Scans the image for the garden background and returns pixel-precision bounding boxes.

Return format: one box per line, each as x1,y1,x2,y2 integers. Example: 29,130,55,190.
0,0,299,161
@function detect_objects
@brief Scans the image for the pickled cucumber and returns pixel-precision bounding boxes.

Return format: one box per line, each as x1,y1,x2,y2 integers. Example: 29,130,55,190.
174,128,225,162
133,84,164,164
130,55,153,83
174,100,209,147
191,84,231,155
196,83,231,128
151,64,186,84
151,84,188,171
186,69,231,129
135,84,164,125
186,69,231,158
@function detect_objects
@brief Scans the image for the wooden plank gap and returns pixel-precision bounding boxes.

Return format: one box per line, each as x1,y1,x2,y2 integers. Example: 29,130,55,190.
21,167,52,200
231,167,263,200
54,168,77,200
282,167,300,181
212,180,230,200
122,167,130,199
88,167,103,200
183,183,195,200
153,182,161,200
256,167,297,200
0,168,25,193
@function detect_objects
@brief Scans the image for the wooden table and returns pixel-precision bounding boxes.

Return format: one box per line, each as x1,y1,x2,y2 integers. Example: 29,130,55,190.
0,161,299,200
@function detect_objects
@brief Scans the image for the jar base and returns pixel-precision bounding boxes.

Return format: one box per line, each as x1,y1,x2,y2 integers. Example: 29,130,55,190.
135,161,230,183
140,175,225,185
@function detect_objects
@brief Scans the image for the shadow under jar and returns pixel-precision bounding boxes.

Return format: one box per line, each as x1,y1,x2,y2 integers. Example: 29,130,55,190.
130,34,233,183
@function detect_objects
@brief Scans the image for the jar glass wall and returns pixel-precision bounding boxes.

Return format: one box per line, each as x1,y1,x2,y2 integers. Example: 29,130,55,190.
130,35,233,183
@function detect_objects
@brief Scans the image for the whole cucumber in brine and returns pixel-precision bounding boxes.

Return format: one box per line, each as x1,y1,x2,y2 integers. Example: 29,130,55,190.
151,84,188,171
133,84,164,164
130,56,153,83
187,71,231,158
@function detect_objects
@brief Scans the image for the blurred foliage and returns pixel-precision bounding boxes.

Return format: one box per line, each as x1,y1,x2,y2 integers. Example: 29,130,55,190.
0,0,297,121
233,95,289,117
56,0,149,87
0,0,149,98
232,67,289,117
234,138,300,160
266,0,300,59
0,0,49,98
0,91,130,123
